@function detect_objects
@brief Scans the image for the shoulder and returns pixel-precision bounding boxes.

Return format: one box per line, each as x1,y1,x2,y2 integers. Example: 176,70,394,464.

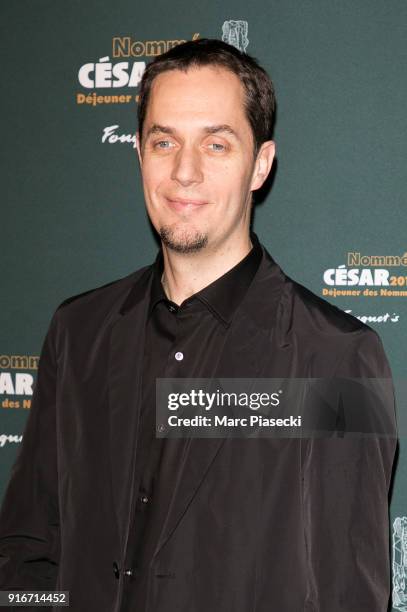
288,277,366,334
51,264,152,329
284,276,390,375
259,247,368,338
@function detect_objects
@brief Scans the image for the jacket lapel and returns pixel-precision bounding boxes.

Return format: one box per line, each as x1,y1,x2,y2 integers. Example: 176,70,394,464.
107,267,152,547
152,246,287,559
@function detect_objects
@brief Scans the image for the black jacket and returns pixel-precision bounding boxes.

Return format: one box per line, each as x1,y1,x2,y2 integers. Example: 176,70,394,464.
0,242,397,611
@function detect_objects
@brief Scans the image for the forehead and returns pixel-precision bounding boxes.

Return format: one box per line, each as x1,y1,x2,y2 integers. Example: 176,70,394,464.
144,65,248,130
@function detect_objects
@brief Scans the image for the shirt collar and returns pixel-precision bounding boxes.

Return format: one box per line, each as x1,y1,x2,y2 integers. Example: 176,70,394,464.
149,231,262,327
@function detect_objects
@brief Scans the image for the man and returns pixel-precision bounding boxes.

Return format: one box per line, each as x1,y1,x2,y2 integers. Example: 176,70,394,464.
0,38,397,611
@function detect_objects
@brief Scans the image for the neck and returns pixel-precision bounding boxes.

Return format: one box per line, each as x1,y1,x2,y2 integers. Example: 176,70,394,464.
161,232,253,306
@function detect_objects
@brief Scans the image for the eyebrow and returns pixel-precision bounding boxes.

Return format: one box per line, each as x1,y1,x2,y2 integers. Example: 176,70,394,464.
145,123,240,140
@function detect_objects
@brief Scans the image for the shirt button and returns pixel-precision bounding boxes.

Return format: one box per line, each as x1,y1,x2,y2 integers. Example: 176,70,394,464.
140,494,149,504
157,423,166,433
175,351,184,361
113,561,120,579
124,569,133,577
168,304,176,312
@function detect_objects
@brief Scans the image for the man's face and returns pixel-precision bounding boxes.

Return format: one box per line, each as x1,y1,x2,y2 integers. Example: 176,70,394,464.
136,65,274,254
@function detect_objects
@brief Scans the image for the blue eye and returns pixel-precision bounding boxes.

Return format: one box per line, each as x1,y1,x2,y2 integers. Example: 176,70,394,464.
154,140,173,149
209,143,225,151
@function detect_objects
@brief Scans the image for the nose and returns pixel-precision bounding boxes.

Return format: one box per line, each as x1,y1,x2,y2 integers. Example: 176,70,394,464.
171,144,204,187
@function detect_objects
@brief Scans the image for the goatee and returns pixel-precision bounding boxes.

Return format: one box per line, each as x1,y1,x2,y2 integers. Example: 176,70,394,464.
159,226,208,253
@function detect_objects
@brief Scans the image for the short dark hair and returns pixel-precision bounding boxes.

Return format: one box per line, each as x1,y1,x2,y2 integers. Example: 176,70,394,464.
137,38,276,159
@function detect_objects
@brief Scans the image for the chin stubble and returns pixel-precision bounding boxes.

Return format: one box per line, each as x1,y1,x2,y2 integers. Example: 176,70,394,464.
159,226,208,254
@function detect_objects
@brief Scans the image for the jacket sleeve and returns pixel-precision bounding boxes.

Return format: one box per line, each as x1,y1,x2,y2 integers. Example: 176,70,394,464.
0,309,60,592
302,328,398,611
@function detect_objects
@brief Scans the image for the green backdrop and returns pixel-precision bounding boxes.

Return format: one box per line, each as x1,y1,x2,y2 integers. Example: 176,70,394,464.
1,1,406,609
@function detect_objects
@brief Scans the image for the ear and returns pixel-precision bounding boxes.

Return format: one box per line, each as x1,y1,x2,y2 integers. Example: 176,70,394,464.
135,131,142,167
250,140,275,191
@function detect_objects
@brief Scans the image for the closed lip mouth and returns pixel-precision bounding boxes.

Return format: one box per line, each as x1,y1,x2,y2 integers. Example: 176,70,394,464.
166,197,208,206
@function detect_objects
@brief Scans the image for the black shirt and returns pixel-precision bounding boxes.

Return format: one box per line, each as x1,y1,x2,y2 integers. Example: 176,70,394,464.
120,232,262,611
